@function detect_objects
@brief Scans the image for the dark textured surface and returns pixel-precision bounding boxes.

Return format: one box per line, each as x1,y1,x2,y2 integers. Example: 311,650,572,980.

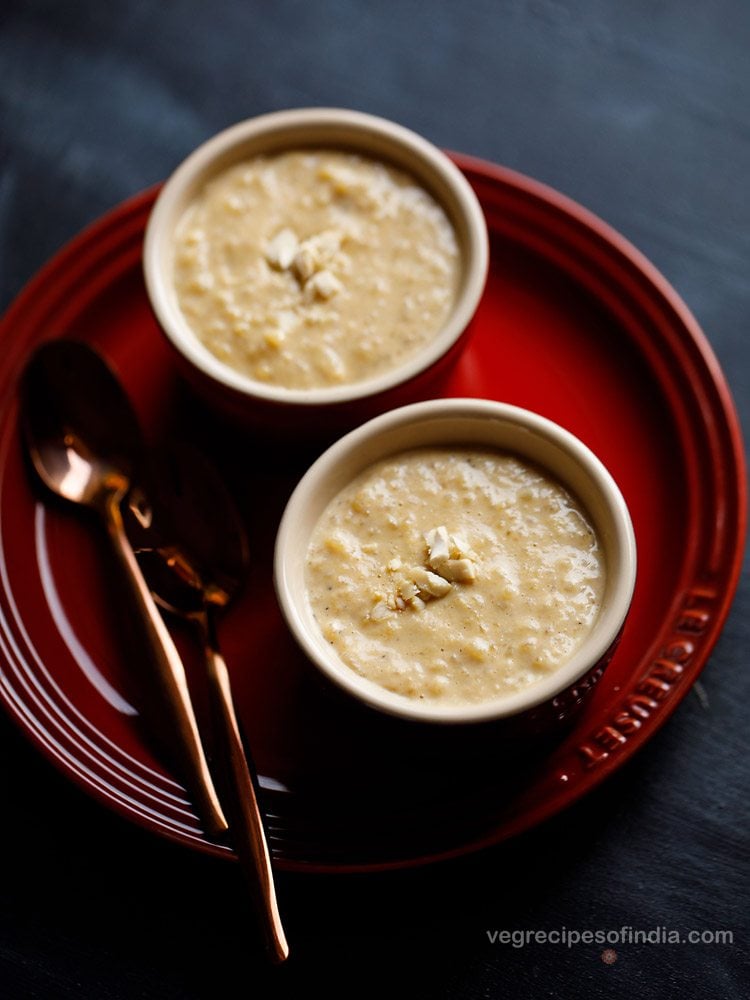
0,1,748,997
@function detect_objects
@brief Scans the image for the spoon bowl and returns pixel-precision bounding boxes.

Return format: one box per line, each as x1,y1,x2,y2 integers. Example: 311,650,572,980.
135,443,249,605
22,339,142,509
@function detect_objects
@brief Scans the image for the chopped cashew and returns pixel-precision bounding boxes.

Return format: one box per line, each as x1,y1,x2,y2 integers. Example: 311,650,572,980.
305,270,342,301
424,525,451,566
449,533,477,560
292,247,315,282
411,567,452,598
265,228,298,270
441,558,476,583
376,527,478,616
425,524,476,580
397,579,419,601
370,600,392,621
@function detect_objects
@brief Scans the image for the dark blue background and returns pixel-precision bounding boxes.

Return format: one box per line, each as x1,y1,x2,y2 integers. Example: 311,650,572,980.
0,2,747,997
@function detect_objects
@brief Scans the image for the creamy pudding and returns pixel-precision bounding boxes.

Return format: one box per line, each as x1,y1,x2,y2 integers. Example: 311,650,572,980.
305,447,605,704
172,150,460,390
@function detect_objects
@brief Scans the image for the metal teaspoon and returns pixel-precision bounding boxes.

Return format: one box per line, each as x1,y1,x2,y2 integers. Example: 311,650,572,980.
20,340,228,837
130,444,289,964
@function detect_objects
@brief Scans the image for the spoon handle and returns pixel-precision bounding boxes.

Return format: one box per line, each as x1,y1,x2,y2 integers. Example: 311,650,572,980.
102,491,228,837
201,611,289,964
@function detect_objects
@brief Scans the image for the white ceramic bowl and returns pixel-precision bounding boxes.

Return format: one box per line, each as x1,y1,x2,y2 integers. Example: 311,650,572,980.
143,108,489,425
274,398,637,726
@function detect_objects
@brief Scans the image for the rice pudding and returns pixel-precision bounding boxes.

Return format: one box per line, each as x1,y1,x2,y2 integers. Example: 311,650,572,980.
172,150,460,390
305,447,605,704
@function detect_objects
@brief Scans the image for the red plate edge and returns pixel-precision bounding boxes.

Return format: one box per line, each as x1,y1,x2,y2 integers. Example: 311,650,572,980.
0,154,746,873
450,152,747,817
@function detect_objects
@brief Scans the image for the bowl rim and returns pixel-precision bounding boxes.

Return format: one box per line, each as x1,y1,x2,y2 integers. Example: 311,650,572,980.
143,107,489,406
274,397,638,724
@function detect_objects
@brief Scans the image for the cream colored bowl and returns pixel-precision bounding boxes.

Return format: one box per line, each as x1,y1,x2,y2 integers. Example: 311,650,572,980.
143,108,489,422
274,398,637,726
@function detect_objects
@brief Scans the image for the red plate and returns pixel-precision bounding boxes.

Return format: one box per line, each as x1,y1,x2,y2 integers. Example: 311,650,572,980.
0,156,744,872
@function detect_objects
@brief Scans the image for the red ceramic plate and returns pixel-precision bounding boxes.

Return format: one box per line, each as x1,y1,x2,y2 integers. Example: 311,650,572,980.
0,156,744,872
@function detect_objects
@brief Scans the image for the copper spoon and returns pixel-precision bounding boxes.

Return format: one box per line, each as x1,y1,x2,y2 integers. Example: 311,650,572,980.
130,445,289,964
20,340,228,838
